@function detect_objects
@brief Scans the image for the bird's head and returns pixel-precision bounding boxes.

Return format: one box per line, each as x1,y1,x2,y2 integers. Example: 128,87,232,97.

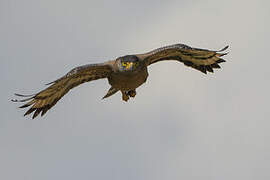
117,55,140,71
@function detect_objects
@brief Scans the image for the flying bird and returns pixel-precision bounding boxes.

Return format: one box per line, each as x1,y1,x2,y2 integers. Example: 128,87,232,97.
12,43,229,119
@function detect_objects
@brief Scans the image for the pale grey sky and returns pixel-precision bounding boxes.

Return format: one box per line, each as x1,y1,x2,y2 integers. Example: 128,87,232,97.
1,0,270,180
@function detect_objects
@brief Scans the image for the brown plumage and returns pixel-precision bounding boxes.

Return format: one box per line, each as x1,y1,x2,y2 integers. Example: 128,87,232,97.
12,43,229,119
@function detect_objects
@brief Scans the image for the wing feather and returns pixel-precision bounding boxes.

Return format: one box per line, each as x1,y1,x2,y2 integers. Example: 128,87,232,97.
13,62,113,119
139,44,229,74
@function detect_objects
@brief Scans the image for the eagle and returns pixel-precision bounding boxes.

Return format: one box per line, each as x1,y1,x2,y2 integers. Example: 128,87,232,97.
12,43,229,119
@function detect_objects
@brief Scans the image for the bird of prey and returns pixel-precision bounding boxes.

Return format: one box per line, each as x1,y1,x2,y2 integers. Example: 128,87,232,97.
12,43,229,119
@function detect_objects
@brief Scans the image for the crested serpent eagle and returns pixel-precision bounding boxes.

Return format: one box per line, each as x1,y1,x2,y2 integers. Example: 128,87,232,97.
12,43,229,119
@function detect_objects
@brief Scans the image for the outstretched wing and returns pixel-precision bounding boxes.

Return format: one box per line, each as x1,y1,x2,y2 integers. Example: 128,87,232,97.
138,44,229,74
12,62,114,119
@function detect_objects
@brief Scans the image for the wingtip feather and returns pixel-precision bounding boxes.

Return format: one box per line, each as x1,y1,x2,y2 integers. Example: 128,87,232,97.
32,108,42,119
19,104,32,108
211,63,221,69
14,93,35,97
24,108,35,116
219,53,228,57
216,59,226,64
217,45,229,52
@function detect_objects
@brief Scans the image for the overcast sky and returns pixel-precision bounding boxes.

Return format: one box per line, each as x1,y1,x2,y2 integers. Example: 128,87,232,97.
1,0,270,180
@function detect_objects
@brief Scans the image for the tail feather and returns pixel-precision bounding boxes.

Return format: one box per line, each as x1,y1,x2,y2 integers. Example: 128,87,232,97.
102,87,118,99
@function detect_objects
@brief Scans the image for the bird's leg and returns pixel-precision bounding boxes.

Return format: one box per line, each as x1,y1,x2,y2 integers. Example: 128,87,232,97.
121,90,129,102
128,89,136,98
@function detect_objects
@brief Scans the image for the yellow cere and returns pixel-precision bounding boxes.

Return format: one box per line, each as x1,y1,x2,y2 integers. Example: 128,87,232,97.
122,62,128,67
122,62,138,69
